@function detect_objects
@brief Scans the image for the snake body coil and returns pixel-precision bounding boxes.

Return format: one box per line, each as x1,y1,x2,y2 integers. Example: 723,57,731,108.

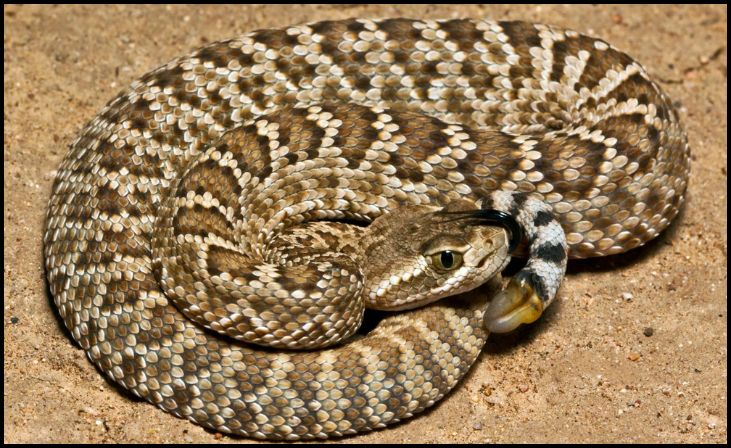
44,19,689,439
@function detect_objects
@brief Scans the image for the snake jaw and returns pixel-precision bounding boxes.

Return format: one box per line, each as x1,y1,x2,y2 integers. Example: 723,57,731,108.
483,276,544,334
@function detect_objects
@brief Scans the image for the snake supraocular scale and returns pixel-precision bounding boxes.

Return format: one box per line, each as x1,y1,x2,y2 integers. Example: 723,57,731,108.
43,18,690,439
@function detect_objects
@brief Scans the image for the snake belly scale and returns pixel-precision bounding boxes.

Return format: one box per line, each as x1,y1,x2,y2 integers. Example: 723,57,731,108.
43,18,689,439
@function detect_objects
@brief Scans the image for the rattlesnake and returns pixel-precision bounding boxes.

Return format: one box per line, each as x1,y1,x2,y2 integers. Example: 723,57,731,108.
44,18,689,439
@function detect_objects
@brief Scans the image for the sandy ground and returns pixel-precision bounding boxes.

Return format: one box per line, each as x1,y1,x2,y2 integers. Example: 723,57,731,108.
4,4,727,444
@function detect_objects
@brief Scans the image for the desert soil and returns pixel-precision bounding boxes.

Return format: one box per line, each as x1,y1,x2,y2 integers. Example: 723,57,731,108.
4,3,727,444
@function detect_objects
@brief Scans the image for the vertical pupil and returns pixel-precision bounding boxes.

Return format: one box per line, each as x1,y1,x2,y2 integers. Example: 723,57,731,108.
440,251,454,268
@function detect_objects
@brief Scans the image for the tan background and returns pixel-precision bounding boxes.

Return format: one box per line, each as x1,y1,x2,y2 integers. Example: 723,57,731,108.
4,4,727,443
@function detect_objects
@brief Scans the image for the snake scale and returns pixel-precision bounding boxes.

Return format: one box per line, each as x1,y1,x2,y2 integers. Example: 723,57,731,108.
44,18,689,439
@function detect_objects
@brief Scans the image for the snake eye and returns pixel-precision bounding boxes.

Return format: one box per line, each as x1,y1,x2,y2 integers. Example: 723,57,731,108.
431,250,463,271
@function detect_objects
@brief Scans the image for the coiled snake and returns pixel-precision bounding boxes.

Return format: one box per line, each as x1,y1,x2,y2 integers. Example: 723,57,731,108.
44,18,690,439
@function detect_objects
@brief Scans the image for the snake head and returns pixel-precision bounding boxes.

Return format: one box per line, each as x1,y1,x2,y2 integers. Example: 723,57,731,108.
361,201,512,311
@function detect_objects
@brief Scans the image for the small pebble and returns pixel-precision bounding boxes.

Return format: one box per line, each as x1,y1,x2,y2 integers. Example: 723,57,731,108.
628,352,641,361
484,390,505,405
621,292,634,301
518,384,529,393
707,416,719,429
80,406,99,416
94,419,108,432
473,422,483,430
10,316,19,324
643,327,654,337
